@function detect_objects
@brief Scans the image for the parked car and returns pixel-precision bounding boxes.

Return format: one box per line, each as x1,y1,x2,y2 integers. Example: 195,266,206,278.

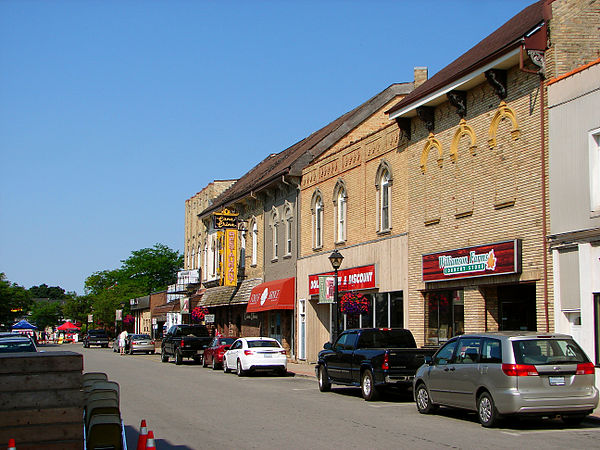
161,324,212,365
0,333,37,353
203,337,236,369
316,328,436,401
83,329,109,348
413,332,599,427
223,337,287,376
126,334,155,354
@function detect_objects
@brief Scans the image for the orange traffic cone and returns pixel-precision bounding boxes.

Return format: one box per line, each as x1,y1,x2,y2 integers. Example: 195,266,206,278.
136,419,148,450
7,438,16,450
145,430,156,450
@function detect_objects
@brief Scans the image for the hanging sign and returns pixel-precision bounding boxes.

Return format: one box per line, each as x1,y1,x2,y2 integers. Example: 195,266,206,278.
422,239,521,282
213,208,238,229
309,265,376,296
223,228,238,286
318,276,335,304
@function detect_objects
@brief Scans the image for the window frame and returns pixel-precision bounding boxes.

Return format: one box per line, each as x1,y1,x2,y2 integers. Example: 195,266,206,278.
312,193,324,249
251,220,258,267
589,128,600,214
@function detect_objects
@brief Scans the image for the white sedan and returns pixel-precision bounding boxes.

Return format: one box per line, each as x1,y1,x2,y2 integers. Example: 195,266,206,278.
223,337,287,376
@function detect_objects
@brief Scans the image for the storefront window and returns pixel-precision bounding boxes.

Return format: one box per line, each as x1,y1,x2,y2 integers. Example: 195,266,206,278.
341,291,403,330
426,290,464,346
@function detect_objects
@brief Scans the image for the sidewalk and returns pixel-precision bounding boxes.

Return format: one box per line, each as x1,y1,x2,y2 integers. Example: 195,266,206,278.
287,361,316,378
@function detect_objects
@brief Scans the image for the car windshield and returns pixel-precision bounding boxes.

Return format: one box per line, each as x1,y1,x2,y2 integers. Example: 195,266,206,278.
180,327,209,337
219,338,236,345
247,340,280,348
89,330,107,336
512,339,589,365
0,340,36,353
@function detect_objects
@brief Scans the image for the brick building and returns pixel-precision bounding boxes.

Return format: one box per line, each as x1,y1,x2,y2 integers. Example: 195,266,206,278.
297,80,417,361
386,0,599,347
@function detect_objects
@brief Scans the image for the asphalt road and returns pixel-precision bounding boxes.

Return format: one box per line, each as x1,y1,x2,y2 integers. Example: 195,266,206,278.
72,344,600,450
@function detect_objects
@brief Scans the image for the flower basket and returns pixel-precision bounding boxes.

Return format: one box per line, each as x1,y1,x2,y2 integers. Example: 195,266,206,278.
191,306,209,323
123,314,134,325
340,292,369,315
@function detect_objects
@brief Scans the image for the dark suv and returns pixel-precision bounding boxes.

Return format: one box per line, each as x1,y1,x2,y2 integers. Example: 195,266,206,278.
83,329,109,348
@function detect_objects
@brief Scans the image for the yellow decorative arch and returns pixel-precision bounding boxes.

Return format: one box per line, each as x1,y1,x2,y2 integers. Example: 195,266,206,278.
420,133,443,174
488,101,520,148
450,119,477,162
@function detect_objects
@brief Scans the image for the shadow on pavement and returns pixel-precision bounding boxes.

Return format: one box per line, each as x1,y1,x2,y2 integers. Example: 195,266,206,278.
328,386,414,403
432,407,600,430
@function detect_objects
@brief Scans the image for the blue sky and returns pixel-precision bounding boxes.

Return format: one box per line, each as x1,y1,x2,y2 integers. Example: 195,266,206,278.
0,0,534,294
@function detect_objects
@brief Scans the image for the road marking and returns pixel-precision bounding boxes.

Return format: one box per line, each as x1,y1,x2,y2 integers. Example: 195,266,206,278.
368,403,415,408
292,388,314,391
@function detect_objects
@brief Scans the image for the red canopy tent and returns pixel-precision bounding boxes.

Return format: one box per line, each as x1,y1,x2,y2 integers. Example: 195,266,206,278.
57,321,80,331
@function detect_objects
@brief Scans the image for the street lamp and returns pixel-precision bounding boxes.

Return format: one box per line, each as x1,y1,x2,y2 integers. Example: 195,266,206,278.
328,249,344,341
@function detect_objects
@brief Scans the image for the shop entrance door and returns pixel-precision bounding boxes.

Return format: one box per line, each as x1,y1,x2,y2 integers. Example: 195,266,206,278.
269,312,282,344
498,284,536,331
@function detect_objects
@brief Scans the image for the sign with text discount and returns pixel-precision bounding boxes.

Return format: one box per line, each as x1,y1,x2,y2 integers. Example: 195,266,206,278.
309,264,376,296
422,240,521,282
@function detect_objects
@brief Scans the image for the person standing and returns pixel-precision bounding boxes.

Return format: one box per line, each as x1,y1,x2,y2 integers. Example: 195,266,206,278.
118,329,128,355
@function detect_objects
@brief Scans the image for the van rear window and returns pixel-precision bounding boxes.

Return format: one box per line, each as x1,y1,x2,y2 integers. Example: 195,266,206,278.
512,339,589,365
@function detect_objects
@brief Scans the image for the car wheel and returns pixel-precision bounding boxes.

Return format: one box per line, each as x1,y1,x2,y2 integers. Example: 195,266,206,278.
317,365,331,392
236,359,245,377
361,370,380,401
161,348,169,363
223,357,230,373
212,358,218,371
202,355,208,367
128,347,133,355
113,345,117,353
478,392,500,427
562,414,586,426
415,383,437,414
175,350,183,365
277,367,287,377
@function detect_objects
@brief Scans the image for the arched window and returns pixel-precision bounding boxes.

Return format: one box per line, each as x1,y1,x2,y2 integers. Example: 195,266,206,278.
284,202,293,256
251,219,258,266
203,242,208,280
271,207,279,260
311,190,324,249
333,180,347,243
375,162,393,232
240,230,246,268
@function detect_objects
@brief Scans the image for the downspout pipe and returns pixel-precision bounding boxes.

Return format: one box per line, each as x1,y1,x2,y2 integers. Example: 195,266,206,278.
519,45,550,332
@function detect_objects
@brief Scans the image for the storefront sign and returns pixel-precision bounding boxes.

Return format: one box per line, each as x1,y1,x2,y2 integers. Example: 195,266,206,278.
88,314,93,323
205,314,215,323
309,264,376,296
213,208,238,229
247,278,295,312
223,229,238,286
422,240,521,282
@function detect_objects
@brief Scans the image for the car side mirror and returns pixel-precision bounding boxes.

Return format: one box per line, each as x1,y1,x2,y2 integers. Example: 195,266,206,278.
424,355,433,365
323,342,332,350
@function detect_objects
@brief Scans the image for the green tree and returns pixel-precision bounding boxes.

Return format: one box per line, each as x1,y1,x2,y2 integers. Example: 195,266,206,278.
0,273,32,328
83,243,182,328
29,283,67,300
120,243,183,293
63,294,92,326
30,300,63,330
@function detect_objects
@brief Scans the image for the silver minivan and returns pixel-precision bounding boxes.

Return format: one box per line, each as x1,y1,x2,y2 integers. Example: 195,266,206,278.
413,332,598,427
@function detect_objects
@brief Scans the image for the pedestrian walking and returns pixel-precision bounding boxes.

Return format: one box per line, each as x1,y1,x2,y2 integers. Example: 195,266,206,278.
119,329,128,355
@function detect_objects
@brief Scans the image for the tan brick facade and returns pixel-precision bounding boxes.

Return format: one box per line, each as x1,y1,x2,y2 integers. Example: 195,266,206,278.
184,180,236,271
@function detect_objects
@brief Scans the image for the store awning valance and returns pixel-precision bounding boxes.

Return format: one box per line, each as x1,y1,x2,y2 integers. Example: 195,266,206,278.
247,278,295,313
200,286,236,307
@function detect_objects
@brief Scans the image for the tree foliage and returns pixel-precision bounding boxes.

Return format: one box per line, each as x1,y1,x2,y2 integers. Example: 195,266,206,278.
0,273,32,328
84,244,182,327
29,283,67,300
30,300,63,330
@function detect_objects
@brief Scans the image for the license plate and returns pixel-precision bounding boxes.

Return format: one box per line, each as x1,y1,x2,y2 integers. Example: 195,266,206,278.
549,376,565,386
263,353,273,358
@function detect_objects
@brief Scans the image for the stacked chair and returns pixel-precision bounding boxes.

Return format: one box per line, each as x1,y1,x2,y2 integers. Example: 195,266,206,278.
82,372,124,450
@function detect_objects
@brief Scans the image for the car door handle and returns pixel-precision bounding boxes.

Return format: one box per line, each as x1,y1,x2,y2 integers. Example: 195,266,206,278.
444,367,455,372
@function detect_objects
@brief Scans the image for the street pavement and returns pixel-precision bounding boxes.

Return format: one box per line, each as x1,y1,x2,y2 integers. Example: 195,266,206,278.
63,343,600,450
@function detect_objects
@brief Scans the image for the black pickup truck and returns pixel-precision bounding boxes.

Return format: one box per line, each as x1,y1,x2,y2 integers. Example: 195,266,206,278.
316,328,436,401
83,329,109,348
160,324,212,365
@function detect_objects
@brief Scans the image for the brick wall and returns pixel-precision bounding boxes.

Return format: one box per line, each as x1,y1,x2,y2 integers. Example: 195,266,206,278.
405,63,554,345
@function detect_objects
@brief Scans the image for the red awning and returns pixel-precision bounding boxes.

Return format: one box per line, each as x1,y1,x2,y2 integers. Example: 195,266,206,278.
246,277,295,313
